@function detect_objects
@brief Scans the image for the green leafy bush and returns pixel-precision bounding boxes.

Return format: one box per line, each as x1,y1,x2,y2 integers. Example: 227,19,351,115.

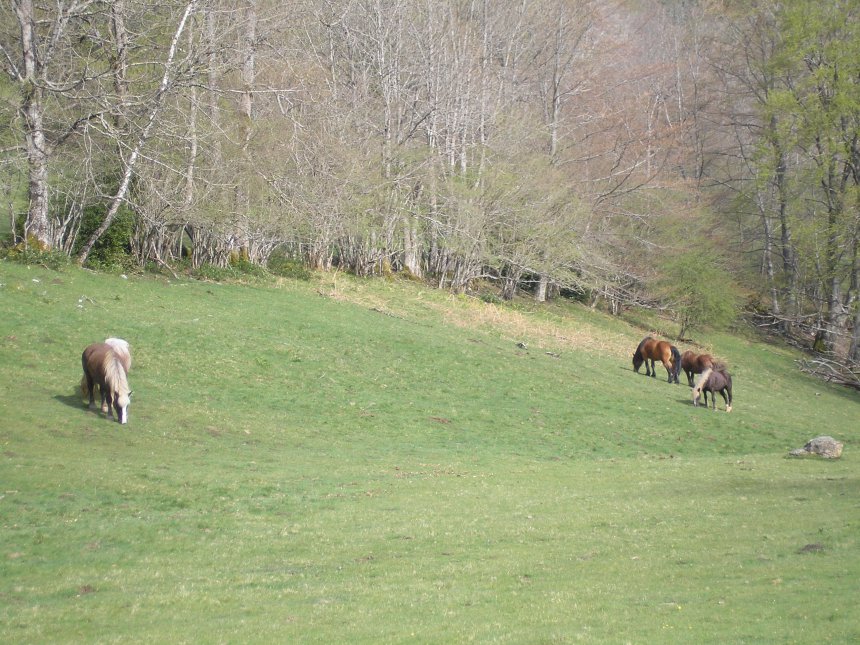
75,204,136,271
3,239,70,270
658,249,741,337
267,255,312,280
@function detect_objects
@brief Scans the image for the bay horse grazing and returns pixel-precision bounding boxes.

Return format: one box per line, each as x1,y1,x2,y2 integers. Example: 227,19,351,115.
632,336,682,384
692,366,732,412
81,340,132,424
680,350,715,387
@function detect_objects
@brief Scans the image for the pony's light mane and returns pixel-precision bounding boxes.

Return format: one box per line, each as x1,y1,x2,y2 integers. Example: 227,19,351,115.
102,351,130,396
105,338,132,372
692,367,713,396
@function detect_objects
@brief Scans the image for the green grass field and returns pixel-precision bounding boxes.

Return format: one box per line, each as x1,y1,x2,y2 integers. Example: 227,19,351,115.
1,260,858,643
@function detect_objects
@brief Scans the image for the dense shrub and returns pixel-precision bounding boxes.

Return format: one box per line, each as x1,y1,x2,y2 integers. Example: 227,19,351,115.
267,255,312,281
2,238,70,270
74,204,136,271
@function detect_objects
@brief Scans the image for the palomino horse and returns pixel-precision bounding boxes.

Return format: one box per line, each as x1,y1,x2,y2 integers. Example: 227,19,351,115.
632,336,682,384
680,350,715,387
692,366,732,412
81,339,132,424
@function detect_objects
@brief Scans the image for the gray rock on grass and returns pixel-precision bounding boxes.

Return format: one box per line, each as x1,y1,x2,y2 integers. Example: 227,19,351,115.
789,436,844,459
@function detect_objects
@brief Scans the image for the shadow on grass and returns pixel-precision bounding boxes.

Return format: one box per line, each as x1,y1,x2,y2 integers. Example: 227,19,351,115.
682,398,734,412
54,392,85,410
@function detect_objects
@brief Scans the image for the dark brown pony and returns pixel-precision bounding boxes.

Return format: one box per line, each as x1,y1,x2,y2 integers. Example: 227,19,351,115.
81,340,132,424
680,350,715,387
632,336,682,384
692,366,732,412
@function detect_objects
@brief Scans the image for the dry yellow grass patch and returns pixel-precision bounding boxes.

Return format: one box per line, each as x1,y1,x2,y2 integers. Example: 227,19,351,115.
316,274,634,358
431,295,633,357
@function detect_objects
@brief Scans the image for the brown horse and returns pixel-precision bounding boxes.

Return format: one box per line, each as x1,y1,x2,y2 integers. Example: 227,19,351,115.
680,350,715,387
82,340,132,424
692,366,732,412
632,336,682,384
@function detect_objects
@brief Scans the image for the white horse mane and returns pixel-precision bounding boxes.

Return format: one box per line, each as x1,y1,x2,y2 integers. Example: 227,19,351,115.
105,337,132,372
102,350,131,396
692,367,713,396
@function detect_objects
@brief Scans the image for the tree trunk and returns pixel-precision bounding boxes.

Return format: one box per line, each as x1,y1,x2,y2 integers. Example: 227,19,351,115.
402,213,423,278
849,242,860,363
500,265,523,300
233,0,257,261
15,0,52,248
110,0,129,131
773,122,797,335
21,90,51,248
536,274,550,302
757,193,781,320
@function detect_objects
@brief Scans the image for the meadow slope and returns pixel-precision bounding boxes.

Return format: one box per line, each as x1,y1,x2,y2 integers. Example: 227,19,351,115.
1,261,858,644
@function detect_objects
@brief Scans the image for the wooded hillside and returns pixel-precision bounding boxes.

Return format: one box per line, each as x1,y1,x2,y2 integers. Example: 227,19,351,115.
2,0,859,362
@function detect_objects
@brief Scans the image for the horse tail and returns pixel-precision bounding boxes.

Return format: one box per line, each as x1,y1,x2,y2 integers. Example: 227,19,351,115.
725,373,733,412
80,374,90,399
670,345,682,382
711,359,727,372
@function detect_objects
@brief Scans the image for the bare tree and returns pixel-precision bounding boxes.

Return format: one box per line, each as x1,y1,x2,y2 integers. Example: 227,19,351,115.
1,0,99,248
77,2,197,264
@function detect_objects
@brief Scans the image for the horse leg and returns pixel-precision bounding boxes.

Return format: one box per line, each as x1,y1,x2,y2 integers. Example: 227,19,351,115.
720,389,730,412
86,374,97,409
647,358,655,377
99,385,110,415
685,369,693,387
663,359,673,383
105,387,115,419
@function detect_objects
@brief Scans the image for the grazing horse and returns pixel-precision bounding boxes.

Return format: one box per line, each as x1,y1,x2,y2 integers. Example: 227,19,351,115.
680,350,715,387
632,336,682,384
692,366,732,412
81,340,132,424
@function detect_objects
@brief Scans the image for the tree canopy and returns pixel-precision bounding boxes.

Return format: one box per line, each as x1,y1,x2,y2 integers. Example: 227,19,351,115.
2,0,859,359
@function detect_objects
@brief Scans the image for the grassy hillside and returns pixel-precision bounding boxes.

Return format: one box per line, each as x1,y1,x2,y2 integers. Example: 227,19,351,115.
1,260,857,643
